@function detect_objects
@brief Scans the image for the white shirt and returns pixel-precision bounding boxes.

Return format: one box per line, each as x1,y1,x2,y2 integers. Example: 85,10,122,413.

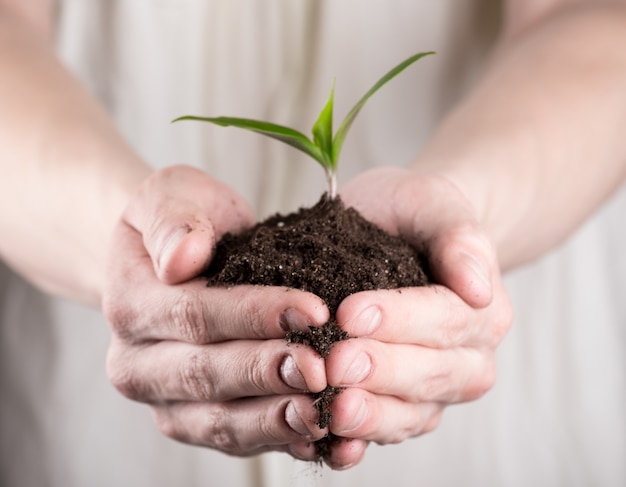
1,1,624,486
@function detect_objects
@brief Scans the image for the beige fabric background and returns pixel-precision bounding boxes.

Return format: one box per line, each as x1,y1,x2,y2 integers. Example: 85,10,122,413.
1,1,624,486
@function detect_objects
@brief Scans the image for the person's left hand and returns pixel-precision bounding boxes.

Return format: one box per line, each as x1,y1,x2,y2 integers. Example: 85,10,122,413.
321,166,513,469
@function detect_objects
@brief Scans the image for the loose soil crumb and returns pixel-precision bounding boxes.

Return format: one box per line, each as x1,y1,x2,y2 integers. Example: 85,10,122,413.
204,194,431,459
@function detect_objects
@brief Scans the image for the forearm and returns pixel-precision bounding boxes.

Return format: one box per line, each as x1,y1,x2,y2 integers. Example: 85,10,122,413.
415,2,626,270
0,11,151,305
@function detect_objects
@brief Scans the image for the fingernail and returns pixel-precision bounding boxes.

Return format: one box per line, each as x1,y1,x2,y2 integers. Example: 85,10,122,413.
462,252,491,294
279,308,312,332
354,306,382,336
158,226,190,271
341,352,371,385
341,398,368,434
280,355,308,390
285,401,313,438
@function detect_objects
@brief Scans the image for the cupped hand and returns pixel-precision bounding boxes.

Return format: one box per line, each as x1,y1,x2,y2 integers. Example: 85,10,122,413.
102,165,330,460
321,166,513,469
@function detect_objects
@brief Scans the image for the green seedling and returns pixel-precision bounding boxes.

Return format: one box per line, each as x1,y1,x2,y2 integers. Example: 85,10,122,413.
173,51,435,198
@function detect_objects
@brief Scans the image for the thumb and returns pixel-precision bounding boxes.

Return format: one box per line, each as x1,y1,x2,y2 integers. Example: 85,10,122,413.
144,212,218,285
391,172,495,308
123,165,254,284
427,226,494,308
341,167,495,308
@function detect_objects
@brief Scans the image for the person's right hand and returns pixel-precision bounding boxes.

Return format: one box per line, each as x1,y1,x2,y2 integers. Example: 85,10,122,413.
102,165,330,460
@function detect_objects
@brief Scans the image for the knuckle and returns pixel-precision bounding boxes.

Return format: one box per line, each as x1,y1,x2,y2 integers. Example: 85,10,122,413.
418,369,452,401
153,409,179,441
230,346,273,397
177,351,217,401
437,299,469,348
378,409,438,445
422,410,443,434
247,350,273,394
169,290,211,344
199,408,243,454
256,408,286,445
489,301,514,347
233,291,269,339
107,352,147,401
248,367,266,397
102,293,137,342
381,421,414,444
466,358,497,400
154,405,245,456
380,432,406,445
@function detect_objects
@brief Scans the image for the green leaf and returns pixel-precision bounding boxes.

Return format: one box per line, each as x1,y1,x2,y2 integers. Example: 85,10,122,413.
311,79,335,169
172,115,326,165
331,51,435,165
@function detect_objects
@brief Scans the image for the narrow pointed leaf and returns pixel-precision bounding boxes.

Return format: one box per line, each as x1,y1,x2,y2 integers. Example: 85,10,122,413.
331,51,435,164
172,115,326,165
311,79,335,168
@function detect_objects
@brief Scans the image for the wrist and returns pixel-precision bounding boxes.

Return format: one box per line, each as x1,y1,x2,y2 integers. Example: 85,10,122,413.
409,119,538,271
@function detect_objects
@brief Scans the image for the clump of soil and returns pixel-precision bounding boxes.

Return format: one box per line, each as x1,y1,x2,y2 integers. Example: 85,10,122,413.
204,194,431,459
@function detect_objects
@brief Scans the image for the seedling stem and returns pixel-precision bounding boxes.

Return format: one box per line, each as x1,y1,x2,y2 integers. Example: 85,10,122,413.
173,51,435,197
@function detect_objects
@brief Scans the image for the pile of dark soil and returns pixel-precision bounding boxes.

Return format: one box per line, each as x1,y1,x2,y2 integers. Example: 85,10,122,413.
204,194,430,459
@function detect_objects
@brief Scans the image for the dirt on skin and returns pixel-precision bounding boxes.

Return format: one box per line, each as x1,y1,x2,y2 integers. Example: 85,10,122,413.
204,194,431,459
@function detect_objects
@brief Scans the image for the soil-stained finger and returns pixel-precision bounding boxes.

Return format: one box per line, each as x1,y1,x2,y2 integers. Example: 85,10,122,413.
106,338,327,403
104,223,328,344
151,395,327,457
